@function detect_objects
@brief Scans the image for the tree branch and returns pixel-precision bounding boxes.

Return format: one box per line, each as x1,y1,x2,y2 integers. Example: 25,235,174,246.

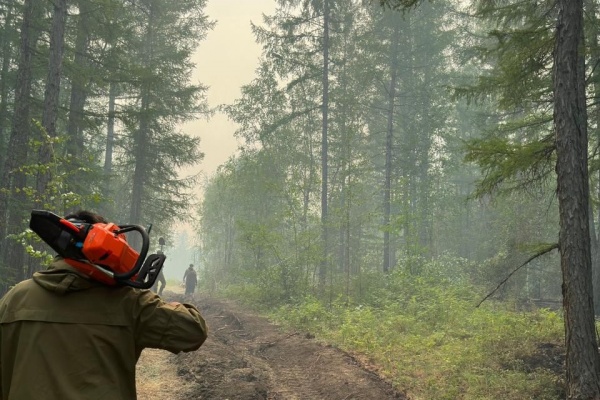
377,0,421,10
476,243,559,308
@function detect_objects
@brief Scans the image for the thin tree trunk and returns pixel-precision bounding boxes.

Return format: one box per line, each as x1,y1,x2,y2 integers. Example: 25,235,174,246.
130,1,155,226
0,0,43,291
101,81,117,216
130,88,149,225
36,0,68,202
416,6,433,257
418,93,432,256
0,4,15,174
104,82,116,175
554,0,600,397
339,24,350,279
66,0,90,159
319,0,330,287
383,16,400,273
302,122,314,230
225,215,234,274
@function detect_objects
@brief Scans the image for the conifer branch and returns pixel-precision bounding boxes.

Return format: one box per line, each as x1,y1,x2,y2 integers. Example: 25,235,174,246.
476,243,559,308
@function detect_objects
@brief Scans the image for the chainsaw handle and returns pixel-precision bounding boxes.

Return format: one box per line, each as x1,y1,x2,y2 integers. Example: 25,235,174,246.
112,224,150,281
128,253,166,289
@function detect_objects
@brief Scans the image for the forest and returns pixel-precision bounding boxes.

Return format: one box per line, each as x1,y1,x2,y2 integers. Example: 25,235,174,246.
0,0,599,398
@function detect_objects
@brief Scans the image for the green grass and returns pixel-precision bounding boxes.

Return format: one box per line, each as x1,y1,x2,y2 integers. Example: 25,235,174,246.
270,296,564,399
213,266,566,399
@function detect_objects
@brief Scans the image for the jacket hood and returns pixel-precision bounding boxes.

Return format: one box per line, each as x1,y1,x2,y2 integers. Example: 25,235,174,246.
33,258,98,295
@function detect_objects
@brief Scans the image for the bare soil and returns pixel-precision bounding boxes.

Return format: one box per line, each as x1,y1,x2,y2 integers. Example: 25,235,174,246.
137,288,405,400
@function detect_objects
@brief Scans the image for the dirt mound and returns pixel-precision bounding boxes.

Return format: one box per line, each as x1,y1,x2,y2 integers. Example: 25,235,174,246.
138,292,405,399
137,349,197,399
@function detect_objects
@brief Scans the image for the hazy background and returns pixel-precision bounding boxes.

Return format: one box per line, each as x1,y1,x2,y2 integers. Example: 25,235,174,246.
165,0,276,280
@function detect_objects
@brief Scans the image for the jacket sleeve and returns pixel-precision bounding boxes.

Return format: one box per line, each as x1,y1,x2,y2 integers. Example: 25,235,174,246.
133,290,207,353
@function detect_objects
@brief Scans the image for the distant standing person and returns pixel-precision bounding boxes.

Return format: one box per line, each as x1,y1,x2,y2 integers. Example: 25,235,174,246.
151,250,167,296
183,264,197,296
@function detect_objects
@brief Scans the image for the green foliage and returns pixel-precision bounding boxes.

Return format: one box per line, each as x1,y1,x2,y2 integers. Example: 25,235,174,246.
464,134,555,198
18,230,52,262
216,253,564,396
269,295,336,334
0,122,108,275
452,0,560,209
0,0,214,289
107,0,212,226
27,121,105,210
267,259,564,400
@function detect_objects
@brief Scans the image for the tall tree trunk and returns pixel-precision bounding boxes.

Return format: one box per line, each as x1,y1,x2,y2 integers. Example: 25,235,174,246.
0,0,43,291
302,129,315,230
130,89,150,225
319,0,330,287
66,0,90,160
403,11,418,263
104,83,116,176
225,215,234,274
101,81,117,216
383,16,400,273
418,97,432,256
554,0,600,397
36,0,68,203
130,1,155,226
417,7,433,257
339,21,351,280
302,123,315,285
63,0,91,205
0,4,15,174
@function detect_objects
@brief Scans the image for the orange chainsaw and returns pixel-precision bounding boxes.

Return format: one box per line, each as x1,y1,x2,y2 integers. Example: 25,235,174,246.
29,210,165,288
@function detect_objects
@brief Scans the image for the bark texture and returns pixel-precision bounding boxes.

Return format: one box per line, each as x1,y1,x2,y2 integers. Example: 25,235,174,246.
554,0,600,398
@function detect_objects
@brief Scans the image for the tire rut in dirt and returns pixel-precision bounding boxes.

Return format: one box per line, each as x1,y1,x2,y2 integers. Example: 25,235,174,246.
169,295,405,400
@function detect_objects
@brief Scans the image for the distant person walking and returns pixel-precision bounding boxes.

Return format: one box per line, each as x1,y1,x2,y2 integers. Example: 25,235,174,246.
183,264,197,296
151,251,167,296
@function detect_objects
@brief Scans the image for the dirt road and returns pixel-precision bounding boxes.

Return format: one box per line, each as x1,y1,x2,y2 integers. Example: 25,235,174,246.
137,290,405,400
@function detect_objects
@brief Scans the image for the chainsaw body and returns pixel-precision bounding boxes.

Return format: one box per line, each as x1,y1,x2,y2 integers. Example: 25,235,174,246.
29,210,164,289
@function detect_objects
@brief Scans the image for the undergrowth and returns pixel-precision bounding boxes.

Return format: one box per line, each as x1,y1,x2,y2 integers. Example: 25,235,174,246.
217,266,566,399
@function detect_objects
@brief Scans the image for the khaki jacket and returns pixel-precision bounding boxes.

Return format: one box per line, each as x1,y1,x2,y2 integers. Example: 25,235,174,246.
0,259,208,400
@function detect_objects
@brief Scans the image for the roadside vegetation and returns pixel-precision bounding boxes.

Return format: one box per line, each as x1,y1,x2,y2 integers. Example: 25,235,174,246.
211,257,565,400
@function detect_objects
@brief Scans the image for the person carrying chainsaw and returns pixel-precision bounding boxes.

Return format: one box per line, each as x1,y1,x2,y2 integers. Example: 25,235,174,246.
0,210,208,400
